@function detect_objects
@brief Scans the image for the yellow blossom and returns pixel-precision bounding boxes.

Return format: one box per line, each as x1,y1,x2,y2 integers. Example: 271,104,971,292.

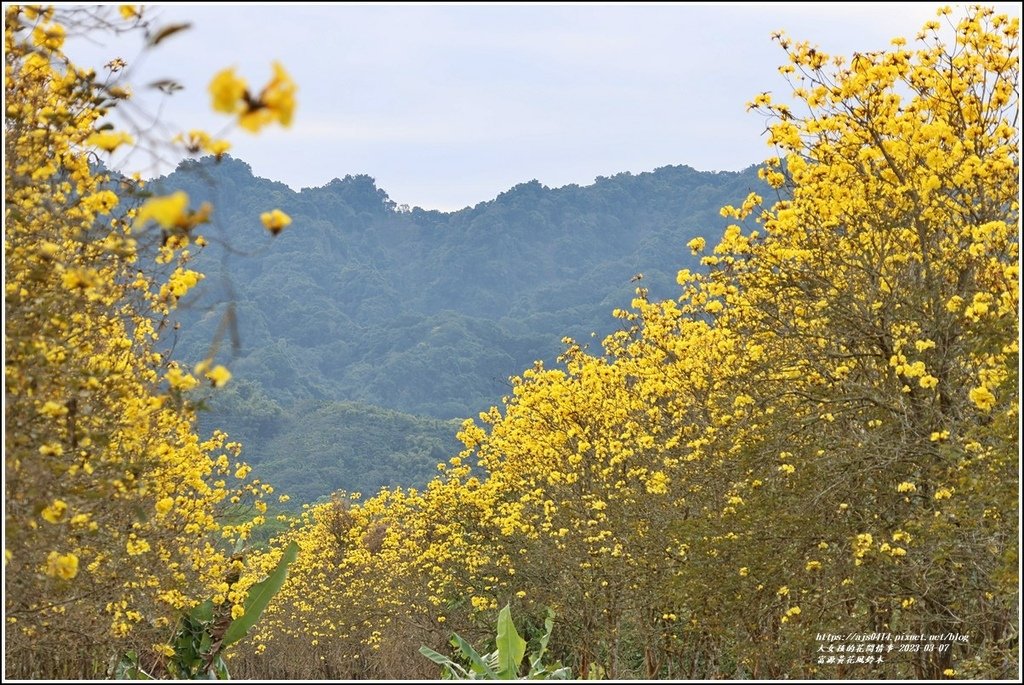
645,470,669,495
32,23,65,51
63,268,99,291
166,365,199,391
41,500,68,523
134,192,190,230
126,538,151,555
205,365,232,388
209,68,248,114
969,386,996,411
261,62,297,127
240,62,297,132
208,139,231,157
260,209,292,235
852,533,873,559
87,131,134,153
45,551,79,580
39,401,68,419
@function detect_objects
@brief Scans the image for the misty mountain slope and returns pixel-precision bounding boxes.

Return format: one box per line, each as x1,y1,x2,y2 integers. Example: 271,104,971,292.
156,157,764,499
165,157,761,414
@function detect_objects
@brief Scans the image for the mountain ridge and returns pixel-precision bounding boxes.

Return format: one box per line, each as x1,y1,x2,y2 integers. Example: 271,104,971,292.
154,156,765,500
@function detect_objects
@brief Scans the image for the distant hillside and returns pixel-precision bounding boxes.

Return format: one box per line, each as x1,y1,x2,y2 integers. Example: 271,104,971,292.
156,158,764,499
205,385,460,503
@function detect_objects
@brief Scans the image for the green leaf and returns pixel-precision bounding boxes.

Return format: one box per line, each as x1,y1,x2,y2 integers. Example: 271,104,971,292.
451,632,497,678
165,659,183,680
535,607,555,661
190,599,214,624
221,540,298,647
543,665,572,679
212,654,230,680
173,630,200,671
483,648,504,676
199,631,212,656
111,651,154,680
494,604,526,679
419,645,471,679
528,607,561,677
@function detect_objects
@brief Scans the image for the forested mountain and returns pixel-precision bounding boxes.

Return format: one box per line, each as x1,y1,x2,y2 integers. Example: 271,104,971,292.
159,157,762,499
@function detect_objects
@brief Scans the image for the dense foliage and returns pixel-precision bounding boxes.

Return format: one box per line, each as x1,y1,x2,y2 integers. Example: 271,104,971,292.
4,5,294,678
211,391,461,503
238,7,1019,680
157,158,759,498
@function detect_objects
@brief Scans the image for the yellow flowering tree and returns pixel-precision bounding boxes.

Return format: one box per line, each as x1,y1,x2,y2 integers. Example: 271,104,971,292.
242,6,1017,680
689,6,1020,677
4,5,296,678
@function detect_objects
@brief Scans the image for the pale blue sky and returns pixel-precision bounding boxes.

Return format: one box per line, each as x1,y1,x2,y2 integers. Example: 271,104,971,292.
66,3,1021,210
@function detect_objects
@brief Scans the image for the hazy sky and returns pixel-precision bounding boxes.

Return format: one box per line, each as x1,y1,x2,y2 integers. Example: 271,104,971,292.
66,3,1021,211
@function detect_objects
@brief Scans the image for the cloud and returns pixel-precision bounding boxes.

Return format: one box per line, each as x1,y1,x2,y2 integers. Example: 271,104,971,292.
61,3,1023,210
